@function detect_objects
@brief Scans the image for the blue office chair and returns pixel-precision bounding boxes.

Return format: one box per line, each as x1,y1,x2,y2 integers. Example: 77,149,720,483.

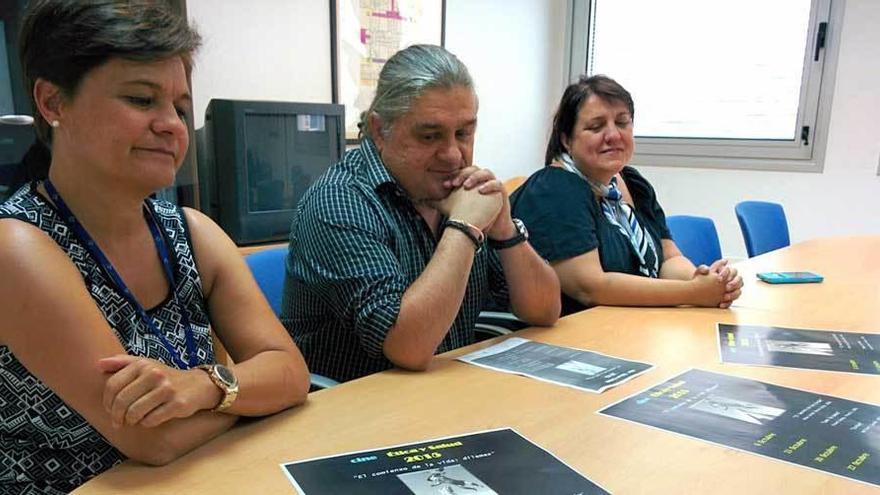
244,247,288,315
666,215,723,267
244,246,340,390
734,201,790,258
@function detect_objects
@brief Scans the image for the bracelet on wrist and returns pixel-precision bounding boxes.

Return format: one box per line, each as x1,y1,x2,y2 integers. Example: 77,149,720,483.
443,218,484,252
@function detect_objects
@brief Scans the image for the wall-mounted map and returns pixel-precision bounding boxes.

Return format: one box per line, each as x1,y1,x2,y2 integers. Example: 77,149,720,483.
333,0,445,140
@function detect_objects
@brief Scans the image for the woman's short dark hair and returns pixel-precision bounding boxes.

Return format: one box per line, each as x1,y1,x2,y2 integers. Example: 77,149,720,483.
544,74,634,165
19,0,201,148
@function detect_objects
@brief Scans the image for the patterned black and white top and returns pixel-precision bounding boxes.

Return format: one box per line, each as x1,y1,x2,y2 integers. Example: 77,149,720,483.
281,138,510,383
0,182,214,494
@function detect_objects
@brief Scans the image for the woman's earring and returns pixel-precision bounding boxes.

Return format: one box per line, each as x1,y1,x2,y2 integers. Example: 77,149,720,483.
50,120,60,128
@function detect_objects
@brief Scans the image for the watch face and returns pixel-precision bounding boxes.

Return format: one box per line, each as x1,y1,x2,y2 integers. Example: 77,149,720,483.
215,365,237,386
513,218,529,239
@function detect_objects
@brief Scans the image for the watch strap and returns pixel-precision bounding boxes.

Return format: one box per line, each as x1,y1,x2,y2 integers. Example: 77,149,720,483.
488,218,528,250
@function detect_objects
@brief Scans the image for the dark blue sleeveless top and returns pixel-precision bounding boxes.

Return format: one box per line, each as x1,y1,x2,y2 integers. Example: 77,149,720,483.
0,182,214,494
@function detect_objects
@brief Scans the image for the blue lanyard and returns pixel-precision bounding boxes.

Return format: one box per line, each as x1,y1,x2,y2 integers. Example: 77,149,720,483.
43,179,199,369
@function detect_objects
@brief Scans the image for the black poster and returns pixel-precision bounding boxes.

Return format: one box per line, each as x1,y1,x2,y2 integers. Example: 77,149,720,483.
718,323,880,375
281,428,609,494
458,337,653,393
600,369,880,488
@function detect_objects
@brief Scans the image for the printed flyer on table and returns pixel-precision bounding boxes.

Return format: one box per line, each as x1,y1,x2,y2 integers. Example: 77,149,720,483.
457,336,653,393
717,323,880,375
600,369,879,488
281,428,609,494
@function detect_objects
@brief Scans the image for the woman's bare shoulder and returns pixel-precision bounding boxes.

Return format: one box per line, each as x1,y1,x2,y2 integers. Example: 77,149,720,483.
0,217,64,261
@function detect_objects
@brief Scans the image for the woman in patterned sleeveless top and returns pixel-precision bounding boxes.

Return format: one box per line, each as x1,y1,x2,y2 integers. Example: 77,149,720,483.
0,1,309,493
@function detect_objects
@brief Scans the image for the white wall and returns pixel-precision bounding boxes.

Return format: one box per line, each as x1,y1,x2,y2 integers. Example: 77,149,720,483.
637,0,880,259
186,0,566,175
187,0,332,128
187,0,878,260
446,0,567,180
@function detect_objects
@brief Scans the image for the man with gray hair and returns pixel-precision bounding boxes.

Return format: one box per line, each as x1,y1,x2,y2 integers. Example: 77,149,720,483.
282,45,560,383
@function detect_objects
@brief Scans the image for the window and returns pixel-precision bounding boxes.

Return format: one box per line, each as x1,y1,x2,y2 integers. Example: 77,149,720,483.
565,0,841,171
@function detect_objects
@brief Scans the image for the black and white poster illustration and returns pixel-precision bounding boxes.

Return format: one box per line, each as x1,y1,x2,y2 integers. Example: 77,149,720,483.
397,464,498,494
718,323,880,375
281,428,608,494
457,337,653,393
599,369,880,488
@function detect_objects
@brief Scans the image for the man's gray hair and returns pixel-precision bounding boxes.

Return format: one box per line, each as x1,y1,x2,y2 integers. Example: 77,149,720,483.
359,44,474,140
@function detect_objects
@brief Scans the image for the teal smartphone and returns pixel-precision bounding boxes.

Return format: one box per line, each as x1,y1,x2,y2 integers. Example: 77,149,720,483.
757,271,824,284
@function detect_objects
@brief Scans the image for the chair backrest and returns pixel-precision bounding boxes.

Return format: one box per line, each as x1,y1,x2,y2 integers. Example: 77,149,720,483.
734,201,790,258
244,246,288,315
666,215,723,267
243,246,341,390
503,176,526,195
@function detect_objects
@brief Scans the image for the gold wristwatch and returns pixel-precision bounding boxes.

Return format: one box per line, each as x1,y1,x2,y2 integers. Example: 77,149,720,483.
197,364,239,412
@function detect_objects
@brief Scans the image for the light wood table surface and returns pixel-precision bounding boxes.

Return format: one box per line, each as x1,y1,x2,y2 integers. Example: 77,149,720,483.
237,242,287,256
75,236,880,494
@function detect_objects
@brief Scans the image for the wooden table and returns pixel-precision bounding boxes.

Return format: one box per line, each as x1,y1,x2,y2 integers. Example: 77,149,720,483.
237,242,287,256
75,236,880,494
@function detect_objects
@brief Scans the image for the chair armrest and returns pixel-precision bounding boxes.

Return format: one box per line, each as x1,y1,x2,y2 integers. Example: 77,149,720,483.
476,311,529,331
473,322,513,342
309,373,340,391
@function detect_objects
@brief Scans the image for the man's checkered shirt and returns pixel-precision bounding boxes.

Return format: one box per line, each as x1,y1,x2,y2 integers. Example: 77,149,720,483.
281,139,510,383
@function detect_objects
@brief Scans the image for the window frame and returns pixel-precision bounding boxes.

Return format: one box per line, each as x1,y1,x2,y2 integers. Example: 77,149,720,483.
563,0,843,172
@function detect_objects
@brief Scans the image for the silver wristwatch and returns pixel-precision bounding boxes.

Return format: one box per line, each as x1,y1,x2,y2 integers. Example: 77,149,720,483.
488,218,529,250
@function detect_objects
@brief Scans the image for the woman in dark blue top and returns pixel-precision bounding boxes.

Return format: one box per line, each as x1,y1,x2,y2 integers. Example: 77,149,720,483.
512,75,743,315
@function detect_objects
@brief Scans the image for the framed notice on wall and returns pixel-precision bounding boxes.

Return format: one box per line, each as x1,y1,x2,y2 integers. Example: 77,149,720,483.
331,0,446,142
